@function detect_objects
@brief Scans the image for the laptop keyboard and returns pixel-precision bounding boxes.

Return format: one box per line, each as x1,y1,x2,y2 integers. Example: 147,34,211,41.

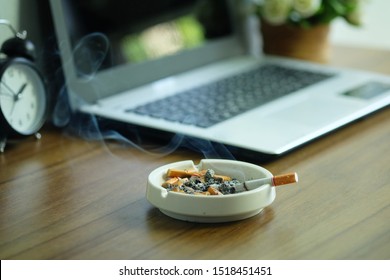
126,64,334,128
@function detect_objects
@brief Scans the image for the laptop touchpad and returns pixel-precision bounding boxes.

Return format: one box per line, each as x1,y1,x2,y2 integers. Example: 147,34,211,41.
271,99,357,128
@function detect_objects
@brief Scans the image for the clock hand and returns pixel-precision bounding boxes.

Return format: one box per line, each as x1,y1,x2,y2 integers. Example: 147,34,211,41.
17,83,27,95
0,81,20,116
0,82,27,101
15,83,27,100
8,98,16,118
0,81,17,97
9,84,28,117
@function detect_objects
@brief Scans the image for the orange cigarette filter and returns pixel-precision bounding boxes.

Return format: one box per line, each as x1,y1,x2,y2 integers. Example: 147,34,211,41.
272,172,298,186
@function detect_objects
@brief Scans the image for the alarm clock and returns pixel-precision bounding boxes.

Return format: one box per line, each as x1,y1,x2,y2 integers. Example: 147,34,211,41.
0,19,48,152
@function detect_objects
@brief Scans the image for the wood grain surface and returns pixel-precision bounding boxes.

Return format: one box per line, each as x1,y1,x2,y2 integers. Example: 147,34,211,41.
1,46,389,259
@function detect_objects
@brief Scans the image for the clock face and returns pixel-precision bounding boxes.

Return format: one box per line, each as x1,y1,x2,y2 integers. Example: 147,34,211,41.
0,61,46,135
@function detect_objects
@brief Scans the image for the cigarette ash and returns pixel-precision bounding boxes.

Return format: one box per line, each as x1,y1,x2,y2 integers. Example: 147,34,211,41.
163,168,242,195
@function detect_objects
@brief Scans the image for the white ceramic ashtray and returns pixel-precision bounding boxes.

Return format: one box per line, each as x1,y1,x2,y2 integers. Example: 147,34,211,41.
146,159,297,223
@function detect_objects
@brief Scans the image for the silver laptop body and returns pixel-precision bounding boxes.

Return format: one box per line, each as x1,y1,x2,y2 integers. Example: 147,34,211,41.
49,0,390,159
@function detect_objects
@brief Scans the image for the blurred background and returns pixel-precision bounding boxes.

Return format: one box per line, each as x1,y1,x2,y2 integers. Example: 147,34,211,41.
330,0,390,50
1,0,389,51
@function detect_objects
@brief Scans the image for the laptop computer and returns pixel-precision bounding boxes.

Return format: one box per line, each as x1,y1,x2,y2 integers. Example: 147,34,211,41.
49,0,390,160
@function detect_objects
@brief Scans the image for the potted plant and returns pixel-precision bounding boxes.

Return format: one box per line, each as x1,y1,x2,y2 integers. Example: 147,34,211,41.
252,0,364,62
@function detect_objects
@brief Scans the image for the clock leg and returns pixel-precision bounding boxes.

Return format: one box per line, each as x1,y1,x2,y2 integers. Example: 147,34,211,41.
0,137,6,153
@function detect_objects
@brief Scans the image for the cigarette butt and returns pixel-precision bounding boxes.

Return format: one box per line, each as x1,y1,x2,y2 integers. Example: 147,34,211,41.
162,177,180,188
272,172,298,186
166,168,197,178
235,172,298,192
213,174,232,181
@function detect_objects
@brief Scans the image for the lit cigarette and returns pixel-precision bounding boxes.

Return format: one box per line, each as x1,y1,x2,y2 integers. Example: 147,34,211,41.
235,172,298,192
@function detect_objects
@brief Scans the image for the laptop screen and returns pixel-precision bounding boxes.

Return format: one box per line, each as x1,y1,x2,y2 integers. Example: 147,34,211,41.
65,0,234,75
51,0,247,103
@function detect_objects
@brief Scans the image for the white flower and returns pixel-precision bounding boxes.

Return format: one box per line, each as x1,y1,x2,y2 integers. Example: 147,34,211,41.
292,0,321,18
261,0,293,25
254,0,364,27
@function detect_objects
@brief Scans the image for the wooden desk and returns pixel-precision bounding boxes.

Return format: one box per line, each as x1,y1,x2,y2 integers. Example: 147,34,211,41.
1,46,389,260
